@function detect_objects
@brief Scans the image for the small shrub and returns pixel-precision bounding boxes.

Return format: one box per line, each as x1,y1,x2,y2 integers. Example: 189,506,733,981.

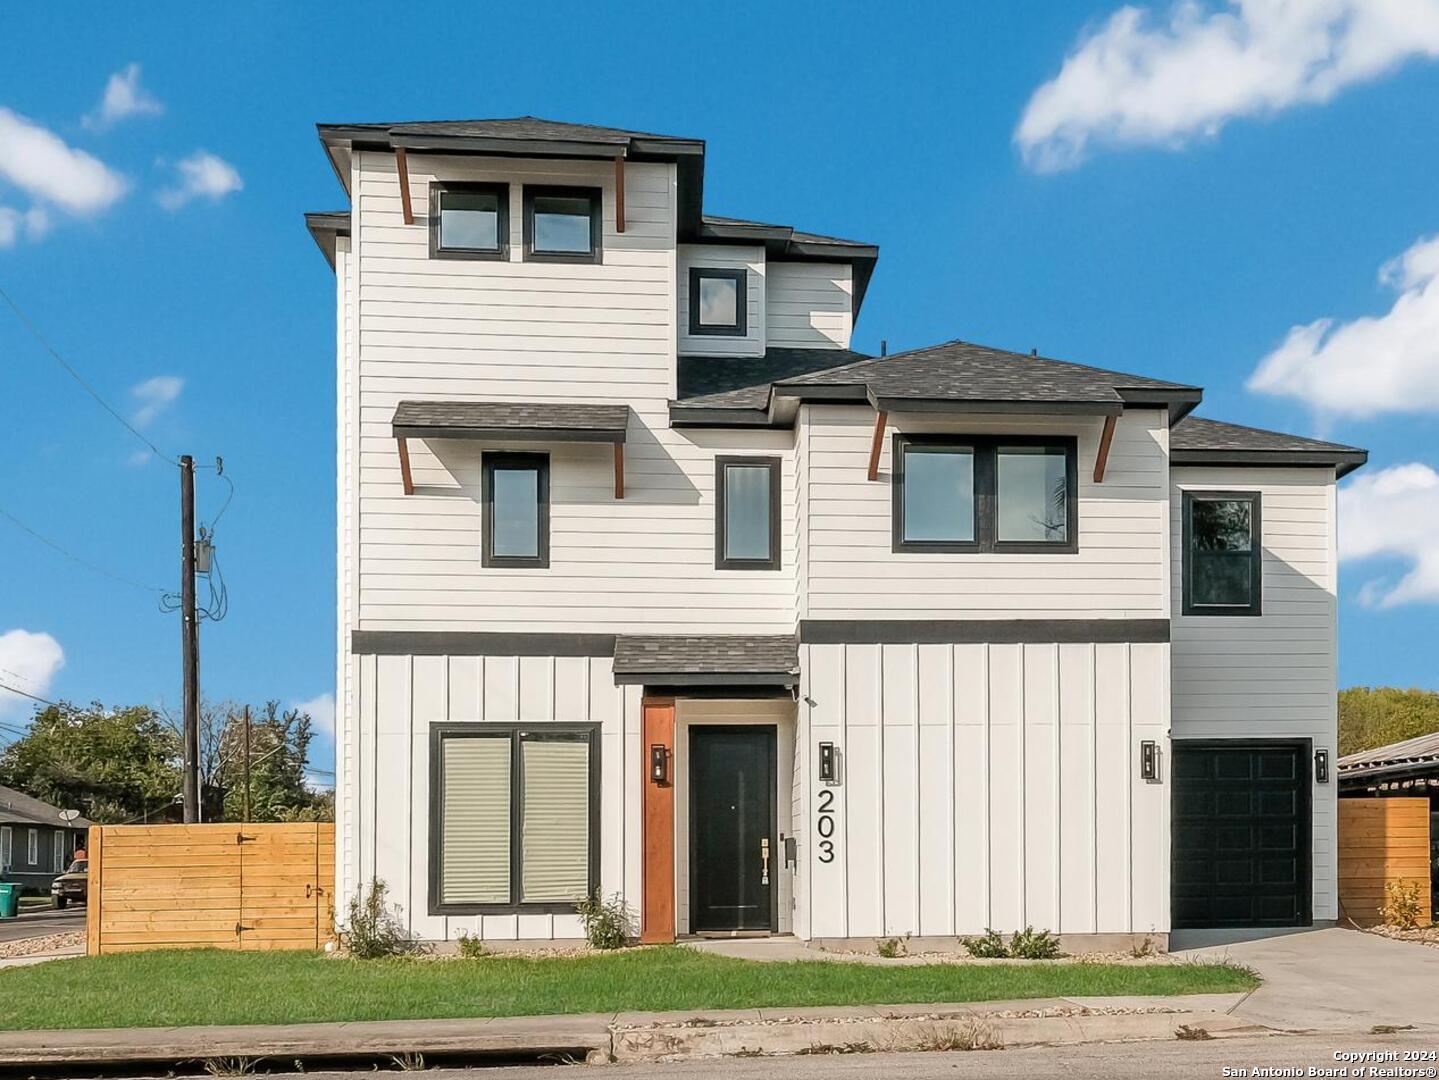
962,929,1009,958
456,930,488,958
877,937,905,959
1382,879,1423,931
1131,936,1155,959
344,878,418,959
1008,926,1061,960
1174,1024,1213,1041
914,1020,1003,1052
576,890,633,950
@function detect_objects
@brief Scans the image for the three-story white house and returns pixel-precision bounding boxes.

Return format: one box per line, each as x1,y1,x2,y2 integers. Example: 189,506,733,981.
307,117,1366,949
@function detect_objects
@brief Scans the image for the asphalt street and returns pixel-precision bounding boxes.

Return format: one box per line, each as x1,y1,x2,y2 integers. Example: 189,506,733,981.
0,905,84,943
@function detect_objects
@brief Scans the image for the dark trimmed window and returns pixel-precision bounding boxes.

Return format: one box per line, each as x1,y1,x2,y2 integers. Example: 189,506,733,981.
430,182,508,259
715,456,781,570
429,725,599,915
893,435,1078,554
1183,491,1262,616
688,267,747,336
523,186,601,263
482,452,549,569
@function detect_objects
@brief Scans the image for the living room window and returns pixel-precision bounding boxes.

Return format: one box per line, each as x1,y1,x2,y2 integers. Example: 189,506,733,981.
430,725,598,914
689,268,747,336
1183,491,1262,616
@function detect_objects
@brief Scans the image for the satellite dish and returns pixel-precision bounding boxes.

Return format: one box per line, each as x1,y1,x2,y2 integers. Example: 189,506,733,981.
58,809,79,823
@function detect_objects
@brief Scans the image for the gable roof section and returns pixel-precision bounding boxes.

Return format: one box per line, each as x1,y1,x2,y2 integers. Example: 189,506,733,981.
0,784,92,829
1171,416,1368,477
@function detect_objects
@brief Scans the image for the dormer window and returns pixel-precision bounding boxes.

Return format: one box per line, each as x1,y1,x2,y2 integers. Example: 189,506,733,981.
689,268,747,336
524,186,601,263
430,182,508,260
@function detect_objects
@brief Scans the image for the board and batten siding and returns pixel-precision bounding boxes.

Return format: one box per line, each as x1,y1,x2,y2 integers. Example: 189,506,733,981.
676,244,765,357
349,151,797,634
799,406,1171,621
765,262,852,349
351,651,642,942
800,641,1171,939
1169,466,1339,920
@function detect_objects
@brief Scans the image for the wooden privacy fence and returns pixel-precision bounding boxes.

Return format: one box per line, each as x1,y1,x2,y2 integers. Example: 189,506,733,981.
1338,798,1432,927
87,822,334,954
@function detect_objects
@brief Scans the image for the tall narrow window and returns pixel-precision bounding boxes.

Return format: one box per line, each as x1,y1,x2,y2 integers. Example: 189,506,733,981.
1184,492,1262,616
431,726,598,914
716,456,781,570
688,268,748,336
53,834,64,873
482,452,549,569
524,186,601,263
430,182,508,259
995,444,1074,548
0,826,10,869
27,828,37,865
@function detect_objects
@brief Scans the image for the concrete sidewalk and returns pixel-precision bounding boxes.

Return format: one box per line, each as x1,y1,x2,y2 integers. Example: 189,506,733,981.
0,994,1262,1068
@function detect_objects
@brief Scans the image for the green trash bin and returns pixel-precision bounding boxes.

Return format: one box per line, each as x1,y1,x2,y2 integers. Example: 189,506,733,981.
0,883,17,919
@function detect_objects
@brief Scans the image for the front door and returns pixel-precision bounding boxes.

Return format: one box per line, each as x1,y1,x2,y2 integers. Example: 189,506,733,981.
690,726,776,933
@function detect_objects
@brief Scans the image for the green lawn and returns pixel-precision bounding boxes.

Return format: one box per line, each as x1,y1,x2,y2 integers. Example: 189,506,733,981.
0,947,1256,1031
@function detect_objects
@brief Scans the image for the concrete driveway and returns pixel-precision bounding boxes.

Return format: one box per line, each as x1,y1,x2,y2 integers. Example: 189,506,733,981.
0,906,84,944
1175,926,1439,1032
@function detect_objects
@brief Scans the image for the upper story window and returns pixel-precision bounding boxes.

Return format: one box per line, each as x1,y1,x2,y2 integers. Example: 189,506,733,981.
715,456,781,571
430,182,508,260
524,186,601,263
1183,491,1262,616
893,435,1077,554
689,268,748,336
482,452,550,569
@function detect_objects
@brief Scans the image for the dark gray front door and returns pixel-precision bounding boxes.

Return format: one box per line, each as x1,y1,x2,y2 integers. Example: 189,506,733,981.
690,726,776,933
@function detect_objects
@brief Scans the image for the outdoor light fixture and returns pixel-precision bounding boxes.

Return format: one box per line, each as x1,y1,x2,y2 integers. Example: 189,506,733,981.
1315,749,1330,784
818,742,837,784
1140,740,1159,782
650,744,669,785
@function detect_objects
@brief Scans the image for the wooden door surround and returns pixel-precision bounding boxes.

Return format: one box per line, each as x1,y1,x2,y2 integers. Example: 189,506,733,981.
640,697,676,943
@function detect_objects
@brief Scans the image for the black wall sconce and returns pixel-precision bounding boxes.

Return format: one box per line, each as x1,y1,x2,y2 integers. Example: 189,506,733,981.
1140,740,1159,782
1315,748,1329,784
650,744,669,785
818,742,838,784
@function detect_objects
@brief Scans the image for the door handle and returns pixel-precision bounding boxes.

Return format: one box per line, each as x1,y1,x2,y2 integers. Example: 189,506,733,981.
760,837,770,886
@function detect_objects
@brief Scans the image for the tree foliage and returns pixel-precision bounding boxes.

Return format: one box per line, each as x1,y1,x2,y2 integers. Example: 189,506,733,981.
1338,687,1439,757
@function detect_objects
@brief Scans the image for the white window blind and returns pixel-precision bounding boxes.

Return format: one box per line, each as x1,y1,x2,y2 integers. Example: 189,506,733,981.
440,736,511,905
27,829,38,865
54,834,64,872
520,738,591,903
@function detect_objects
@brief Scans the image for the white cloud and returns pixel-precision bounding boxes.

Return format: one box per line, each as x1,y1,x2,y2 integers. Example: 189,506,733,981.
293,693,334,737
0,205,49,248
156,151,242,210
0,629,65,716
1016,0,1439,171
83,63,164,130
1247,233,1439,417
130,375,183,428
0,107,128,214
1339,462,1439,607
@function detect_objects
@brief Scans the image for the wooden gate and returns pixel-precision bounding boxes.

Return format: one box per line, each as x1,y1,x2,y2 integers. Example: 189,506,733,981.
1338,798,1432,927
86,823,334,954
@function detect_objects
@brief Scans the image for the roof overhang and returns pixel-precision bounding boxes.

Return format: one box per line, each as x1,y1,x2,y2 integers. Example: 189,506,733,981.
611,634,800,688
1170,448,1369,478
391,401,629,443
304,210,350,270
692,217,879,317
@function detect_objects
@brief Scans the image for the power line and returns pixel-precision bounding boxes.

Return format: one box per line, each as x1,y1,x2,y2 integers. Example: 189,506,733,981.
0,679,59,708
0,280,177,467
0,503,166,595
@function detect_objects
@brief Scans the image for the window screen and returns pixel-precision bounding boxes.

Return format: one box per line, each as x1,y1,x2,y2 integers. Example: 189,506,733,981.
439,736,511,905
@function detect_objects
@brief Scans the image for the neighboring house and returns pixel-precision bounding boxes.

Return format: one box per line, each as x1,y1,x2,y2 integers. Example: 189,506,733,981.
308,116,1367,949
0,785,90,893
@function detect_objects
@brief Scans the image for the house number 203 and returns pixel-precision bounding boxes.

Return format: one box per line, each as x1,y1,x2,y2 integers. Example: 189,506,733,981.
816,789,837,863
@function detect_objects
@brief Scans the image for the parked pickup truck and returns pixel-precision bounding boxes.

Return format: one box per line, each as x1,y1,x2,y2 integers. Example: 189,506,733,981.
50,859,87,908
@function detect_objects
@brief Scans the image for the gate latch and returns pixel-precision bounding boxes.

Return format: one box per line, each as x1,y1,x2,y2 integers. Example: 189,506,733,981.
235,923,253,935
237,833,256,844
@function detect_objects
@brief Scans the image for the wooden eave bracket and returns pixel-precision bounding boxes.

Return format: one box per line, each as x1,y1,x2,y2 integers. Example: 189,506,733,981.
395,148,414,225
397,437,414,495
1094,413,1117,483
614,442,625,499
615,155,626,234
867,409,888,481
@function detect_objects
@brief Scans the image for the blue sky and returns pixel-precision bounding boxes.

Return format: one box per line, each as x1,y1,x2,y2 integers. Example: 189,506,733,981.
3,2,1439,780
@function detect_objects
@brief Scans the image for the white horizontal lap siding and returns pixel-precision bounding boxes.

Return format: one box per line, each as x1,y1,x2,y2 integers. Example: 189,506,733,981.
355,651,638,942
337,233,358,911
766,262,852,349
676,244,765,357
802,640,1169,940
1169,466,1339,920
802,407,1170,620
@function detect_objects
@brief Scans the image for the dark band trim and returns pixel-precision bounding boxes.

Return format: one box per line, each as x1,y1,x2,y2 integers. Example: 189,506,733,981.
351,631,616,656
612,671,799,687
1170,448,1367,478
798,619,1170,645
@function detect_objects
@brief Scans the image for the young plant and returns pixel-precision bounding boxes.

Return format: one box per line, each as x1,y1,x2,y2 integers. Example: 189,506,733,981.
961,929,1009,959
343,878,419,959
876,937,905,959
575,890,633,950
1008,926,1062,960
1382,879,1423,931
456,930,489,958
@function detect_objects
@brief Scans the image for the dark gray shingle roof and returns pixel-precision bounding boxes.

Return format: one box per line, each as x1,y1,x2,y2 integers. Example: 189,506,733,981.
1170,416,1367,476
0,785,92,829
392,401,629,442
677,348,872,409
321,116,698,147
613,635,799,686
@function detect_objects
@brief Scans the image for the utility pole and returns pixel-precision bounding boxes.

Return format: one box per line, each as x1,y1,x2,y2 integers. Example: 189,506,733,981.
242,705,252,823
180,454,200,823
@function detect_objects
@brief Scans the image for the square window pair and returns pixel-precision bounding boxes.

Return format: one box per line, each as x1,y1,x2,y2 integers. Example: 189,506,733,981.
430,183,601,262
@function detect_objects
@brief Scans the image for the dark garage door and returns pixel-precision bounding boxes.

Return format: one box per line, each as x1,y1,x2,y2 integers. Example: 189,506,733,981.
1172,742,1310,930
